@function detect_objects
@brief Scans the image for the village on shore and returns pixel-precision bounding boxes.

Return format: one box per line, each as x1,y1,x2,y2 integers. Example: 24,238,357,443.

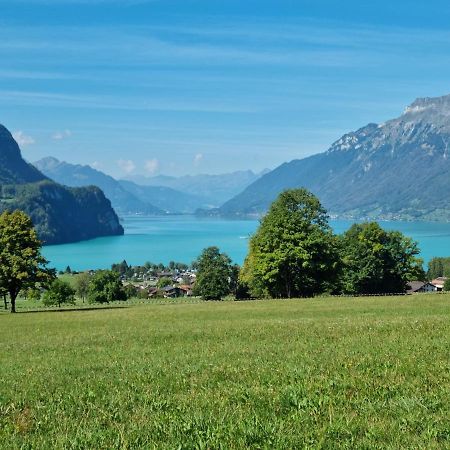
62,261,450,299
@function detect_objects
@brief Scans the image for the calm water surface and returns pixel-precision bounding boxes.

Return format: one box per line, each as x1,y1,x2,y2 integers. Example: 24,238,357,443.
43,215,450,271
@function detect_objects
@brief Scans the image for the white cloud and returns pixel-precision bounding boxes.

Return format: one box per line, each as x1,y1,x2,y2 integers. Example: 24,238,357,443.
193,153,203,166
90,161,102,170
12,130,35,147
117,159,136,174
144,158,159,175
52,129,72,140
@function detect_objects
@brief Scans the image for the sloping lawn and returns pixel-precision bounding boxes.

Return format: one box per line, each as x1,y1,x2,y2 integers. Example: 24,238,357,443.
0,295,449,449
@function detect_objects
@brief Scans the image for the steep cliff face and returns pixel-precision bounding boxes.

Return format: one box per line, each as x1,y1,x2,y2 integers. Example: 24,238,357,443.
0,124,124,244
218,94,450,221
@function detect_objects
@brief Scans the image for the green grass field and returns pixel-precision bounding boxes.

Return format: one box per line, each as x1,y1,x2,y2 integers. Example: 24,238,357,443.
1,295,449,449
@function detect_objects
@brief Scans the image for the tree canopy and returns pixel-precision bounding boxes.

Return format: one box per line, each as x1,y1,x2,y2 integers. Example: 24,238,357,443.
339,222,424,295
87,270,126,304
194,246,233,300
241,189,339,298
0,210,55,312
42,278,76,307
444,278,450,291
427,257,450,280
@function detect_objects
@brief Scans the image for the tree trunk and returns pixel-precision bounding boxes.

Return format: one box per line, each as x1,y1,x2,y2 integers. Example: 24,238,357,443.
285,273,292,299
3,294,7,310
10,292,17,313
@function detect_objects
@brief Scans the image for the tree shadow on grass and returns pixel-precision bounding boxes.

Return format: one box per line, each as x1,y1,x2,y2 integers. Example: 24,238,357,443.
14,306,129,314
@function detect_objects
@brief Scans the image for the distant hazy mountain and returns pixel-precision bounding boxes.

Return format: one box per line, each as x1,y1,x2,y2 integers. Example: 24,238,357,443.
0,125,123,244
118,180,209,214
217,94,450,221
125,169,269,206
35,157,210,214
35,157,163,215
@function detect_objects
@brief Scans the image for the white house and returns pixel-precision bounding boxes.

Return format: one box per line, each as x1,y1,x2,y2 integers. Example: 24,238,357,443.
406,281,438,294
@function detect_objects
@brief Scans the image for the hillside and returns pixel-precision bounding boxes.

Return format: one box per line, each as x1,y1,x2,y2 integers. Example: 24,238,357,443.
218,94,450,221
34,157,163,215
0,125,123,244
126,169,267,206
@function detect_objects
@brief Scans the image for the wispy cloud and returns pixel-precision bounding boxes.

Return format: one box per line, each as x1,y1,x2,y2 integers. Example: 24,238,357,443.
193,153,203,167
90,161,103,170
0,24,391,69
0,0,156,4
12,131,35,147
117,159,136,174
1,21,450,69
144,158,159,175
0,69,78,80
0,89,258,113
51,129,72,140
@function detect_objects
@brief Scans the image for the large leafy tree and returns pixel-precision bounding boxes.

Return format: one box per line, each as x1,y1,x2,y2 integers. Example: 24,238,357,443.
339,222,424,295
87,270,126,304
0,210,55,312
241,189,340,298
42,278,76,307
194,246,233,300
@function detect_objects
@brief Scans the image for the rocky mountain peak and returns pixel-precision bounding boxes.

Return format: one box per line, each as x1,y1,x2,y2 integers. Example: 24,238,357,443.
36,156,62,171
0,124,46,184
403,93,450,116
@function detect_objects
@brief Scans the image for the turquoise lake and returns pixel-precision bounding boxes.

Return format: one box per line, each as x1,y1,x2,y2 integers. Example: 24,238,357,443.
43,215,450,271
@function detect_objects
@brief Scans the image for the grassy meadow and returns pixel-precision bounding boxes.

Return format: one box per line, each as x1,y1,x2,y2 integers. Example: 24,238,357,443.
0,295,449,449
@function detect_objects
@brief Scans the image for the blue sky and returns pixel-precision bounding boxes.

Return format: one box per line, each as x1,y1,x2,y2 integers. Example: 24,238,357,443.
1,0,450,178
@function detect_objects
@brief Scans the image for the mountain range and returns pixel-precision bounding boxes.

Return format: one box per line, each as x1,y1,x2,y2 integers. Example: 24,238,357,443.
36,158,266,213
34,157,164,215
34,158,214,214
117,180,208,214
216,93,450,221
0,125,123,244
125,170,268,206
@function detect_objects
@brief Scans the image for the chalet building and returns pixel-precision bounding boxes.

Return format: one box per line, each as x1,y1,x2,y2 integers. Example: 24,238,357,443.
147,287,159,298
162,286,185,298
430,277,448,291
162,285,194,298
178,285,194,296
406,281,438,294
